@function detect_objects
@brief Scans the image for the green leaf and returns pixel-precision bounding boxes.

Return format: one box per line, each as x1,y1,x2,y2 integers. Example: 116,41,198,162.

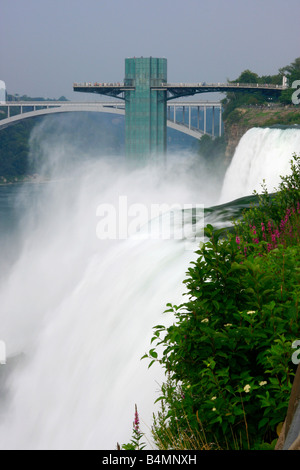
258,417,269,429
149,349,158,359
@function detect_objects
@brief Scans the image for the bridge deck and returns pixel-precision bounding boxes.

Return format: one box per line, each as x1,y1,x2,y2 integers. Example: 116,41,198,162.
73,82,286,100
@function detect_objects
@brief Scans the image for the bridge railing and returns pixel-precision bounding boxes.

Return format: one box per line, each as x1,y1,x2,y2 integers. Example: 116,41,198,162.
73,82,126,87
73,82,287,90
165,82,286,90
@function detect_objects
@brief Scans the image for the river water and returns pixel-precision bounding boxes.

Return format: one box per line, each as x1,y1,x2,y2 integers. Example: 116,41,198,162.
0,121,299,449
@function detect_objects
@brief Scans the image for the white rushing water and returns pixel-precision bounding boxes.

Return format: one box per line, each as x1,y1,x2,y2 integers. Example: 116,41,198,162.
219,127,300,203
0,118,220,450
0,123,299,450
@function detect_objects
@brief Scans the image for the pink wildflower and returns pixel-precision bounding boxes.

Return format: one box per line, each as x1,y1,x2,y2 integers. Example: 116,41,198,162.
133,404,140,433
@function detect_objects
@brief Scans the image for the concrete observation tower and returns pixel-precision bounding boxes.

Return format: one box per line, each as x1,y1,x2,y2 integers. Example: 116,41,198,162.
74,57,167,161
124,57,167,160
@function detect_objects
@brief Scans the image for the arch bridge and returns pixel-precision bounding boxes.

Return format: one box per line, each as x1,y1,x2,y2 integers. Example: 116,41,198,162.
0,100,223,139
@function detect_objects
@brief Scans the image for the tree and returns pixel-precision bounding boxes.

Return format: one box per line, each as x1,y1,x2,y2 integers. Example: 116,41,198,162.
279,57,300,85
279,57,300,104
232,69,259,84
222,58,299,118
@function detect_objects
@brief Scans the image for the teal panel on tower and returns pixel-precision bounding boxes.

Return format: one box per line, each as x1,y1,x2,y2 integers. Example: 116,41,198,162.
124,57,167,161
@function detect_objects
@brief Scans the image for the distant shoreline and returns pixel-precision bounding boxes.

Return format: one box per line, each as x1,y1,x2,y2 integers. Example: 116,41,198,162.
0,175,51,186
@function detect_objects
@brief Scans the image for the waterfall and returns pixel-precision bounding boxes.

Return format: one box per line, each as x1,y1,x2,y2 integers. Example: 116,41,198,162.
219,127,300,204
0,116,220,450
0,122,299,450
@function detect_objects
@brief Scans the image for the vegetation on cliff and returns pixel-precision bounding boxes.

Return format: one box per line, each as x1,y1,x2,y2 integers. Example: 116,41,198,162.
197,58,299,162
218,57,300,158
222,57,300,122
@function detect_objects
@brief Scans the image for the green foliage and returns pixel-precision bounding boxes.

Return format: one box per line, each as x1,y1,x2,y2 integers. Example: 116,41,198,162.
234,153,300,253
144,155,300,450
0,120,39,178
6,94,68,102
222,68,280,121
234,70,260,84
222,58,299,121
279,57,300,104
262,112,300,127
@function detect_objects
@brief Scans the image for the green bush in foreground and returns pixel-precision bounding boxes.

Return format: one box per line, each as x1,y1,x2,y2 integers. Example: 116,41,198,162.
144,155,300,450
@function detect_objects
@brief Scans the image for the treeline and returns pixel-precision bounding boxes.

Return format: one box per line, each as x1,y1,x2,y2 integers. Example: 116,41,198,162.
6,94,68,102
222,57,300,121
0,119,41,181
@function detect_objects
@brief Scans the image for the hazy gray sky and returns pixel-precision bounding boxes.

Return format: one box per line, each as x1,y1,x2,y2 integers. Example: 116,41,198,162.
1,0,299,100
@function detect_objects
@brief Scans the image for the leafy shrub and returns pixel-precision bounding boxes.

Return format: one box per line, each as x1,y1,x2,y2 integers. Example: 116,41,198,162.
144,154,300,450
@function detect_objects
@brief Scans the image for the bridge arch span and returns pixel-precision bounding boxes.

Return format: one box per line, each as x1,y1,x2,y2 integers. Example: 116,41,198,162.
0,101,219,139
0,104,125,130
